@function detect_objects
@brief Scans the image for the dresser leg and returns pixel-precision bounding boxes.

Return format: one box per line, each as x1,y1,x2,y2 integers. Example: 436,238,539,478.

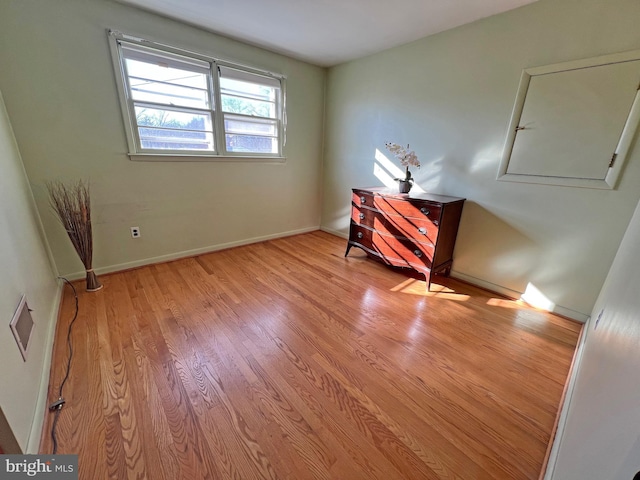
345,243,352,257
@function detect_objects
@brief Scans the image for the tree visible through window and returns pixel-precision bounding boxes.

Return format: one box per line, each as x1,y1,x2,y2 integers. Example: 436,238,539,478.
109,31,285,158
219,66,281,155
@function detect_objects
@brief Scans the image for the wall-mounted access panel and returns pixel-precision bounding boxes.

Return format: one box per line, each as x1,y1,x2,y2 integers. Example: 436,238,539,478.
498,50,640,189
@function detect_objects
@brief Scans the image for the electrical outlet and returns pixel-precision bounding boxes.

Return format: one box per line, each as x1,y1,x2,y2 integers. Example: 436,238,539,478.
130,226,141,238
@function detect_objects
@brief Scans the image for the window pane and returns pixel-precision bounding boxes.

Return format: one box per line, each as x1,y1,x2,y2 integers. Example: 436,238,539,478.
221,95,275,117
220,77,276,102
126,59,208,88
129,78,209,109
139,128,214,151
126,59,210,109
135,106,214,151
224,116,277,136
134,106,212,131
226,134,277,154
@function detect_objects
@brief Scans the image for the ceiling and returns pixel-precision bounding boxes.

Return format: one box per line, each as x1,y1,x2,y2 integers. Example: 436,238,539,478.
117,0,537,67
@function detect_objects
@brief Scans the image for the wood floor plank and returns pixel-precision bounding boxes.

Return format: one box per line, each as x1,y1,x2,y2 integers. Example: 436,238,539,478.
40,231,581,479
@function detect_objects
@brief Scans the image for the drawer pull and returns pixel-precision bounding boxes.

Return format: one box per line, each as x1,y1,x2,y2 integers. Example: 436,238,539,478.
417,227,427,235
360,196,367,204
359,212,365,220
414,249,423,258
357,232,363,239
420,207,430,216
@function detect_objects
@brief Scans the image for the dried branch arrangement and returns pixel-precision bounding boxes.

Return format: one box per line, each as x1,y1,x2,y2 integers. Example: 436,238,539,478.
46,180,102,292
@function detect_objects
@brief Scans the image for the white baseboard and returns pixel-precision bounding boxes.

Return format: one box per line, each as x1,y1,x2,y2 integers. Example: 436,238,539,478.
452,270,522,297
451,271,588,323
320,226,348,239
26,278,63,454
62,226,320,280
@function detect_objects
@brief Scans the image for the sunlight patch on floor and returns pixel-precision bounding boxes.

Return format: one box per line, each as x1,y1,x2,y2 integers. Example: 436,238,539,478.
520,282,556,311
486,283,555,314
486,298,528,309
391,278,470,301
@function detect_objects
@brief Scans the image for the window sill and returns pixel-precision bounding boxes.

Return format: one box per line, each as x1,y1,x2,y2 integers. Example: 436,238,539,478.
128,153,287,163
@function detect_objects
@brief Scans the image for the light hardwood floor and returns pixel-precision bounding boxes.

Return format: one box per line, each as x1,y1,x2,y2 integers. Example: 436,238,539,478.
41,231,581,479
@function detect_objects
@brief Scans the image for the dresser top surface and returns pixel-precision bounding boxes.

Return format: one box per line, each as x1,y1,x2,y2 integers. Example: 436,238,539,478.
353,187,465,204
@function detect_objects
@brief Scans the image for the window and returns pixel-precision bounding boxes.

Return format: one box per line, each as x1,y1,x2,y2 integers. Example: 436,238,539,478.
108,31,286,160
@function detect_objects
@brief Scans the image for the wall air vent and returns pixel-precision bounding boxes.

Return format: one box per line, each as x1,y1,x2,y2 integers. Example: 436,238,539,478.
9,295,34,361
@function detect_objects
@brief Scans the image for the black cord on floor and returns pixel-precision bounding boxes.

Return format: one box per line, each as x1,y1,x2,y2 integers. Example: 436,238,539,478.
50,277,79,455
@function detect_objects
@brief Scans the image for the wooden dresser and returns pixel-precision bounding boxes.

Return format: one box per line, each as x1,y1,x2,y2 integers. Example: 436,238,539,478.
345,187,465,289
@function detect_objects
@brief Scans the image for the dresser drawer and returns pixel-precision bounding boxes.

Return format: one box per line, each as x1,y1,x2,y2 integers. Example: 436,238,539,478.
352,190,375,209
371,231,434,268
350,205,371,225
348,224,373,247
352,191,441,224
352,207,438,244
373,196,441,224
348,223,433,266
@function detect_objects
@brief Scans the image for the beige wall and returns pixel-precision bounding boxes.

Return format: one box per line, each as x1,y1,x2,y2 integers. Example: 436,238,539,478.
321,0,640,320
0,90,60,452
548,197,640,479
0,0,325,277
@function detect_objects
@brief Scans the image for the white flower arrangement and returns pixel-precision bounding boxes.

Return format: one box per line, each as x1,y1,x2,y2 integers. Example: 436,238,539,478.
385,142,420,184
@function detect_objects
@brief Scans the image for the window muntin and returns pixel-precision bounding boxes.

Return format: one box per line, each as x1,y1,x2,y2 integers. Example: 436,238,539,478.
110,32,285,159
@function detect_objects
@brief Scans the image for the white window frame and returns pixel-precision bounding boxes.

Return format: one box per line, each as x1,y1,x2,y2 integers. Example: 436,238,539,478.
108,30,286,162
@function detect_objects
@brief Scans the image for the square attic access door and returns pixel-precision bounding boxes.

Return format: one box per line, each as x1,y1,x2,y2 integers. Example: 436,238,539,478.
498,50,640,189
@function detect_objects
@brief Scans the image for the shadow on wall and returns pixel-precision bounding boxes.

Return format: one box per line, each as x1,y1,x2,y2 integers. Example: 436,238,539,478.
453,201,542,297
